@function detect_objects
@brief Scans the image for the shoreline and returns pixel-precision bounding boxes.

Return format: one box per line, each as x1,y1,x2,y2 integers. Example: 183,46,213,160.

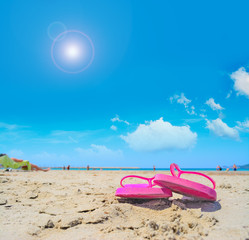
44,168,249,172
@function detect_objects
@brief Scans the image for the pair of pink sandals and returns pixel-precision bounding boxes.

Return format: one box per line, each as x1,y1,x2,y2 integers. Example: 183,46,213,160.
115,163,217,201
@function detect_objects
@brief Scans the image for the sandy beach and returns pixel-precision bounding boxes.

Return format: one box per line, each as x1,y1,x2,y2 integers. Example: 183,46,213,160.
0,170,248,240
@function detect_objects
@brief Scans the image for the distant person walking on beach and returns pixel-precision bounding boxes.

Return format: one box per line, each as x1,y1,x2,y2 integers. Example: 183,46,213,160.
67,165,70,170
153,165,156,171
0,154,50,172
216,165,222,171
233,164,237,171
87,165,90,171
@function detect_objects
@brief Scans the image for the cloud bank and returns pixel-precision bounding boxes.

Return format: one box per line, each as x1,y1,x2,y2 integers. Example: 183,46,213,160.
206,118,239,140
230,67,249,98
121,118,197,151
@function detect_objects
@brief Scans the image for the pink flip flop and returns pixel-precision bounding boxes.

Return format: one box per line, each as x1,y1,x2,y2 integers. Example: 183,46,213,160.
154,163,217,201
115,175,172,199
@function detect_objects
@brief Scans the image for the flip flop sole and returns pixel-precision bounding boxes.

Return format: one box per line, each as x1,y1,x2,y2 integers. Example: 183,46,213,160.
154,174,216,201
115,186,172,199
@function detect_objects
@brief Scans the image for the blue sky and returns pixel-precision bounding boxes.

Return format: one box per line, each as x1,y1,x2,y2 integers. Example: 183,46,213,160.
0,0,248,168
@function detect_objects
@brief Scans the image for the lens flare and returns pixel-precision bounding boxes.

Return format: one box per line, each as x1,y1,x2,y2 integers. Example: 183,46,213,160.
47,21,67,41
64,44,81,59
51,30,94,74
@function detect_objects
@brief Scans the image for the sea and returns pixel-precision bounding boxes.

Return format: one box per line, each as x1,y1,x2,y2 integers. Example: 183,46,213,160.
50,167,249,171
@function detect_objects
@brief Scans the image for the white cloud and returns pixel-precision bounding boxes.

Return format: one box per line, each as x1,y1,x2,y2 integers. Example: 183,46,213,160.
121,118,197,151
226,90,232,99
186,106,196,115
75,144,123,161
110,125,117,131
33,130,94,144
218,112,225,119
184,118,203,123
31,147,123,167
170,93,191,107
111,115,130,125
206,118,239,140
51,130,88,138
169,96,174,103
0,122,28,130
170,93,196,115
230,67,249,98
68,136,78,143
0,122,18,130
200,113,207,118
34,137,78,144
205,98,224,111
177,93,191,107
0,128,34,144
237,119,249,128
236,119,249,132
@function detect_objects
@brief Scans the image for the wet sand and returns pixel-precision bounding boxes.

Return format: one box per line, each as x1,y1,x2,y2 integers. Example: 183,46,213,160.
0,170,248,240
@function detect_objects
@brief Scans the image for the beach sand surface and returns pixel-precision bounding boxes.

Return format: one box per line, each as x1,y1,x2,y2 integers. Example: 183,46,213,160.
0,170,248,240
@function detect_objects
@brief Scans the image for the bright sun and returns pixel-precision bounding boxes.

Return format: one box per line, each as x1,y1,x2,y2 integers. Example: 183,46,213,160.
65,44,80,59
51,30,94,73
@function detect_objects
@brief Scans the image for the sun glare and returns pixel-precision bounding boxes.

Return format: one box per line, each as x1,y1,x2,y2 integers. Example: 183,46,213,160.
51,30,94,73
65,44,80,59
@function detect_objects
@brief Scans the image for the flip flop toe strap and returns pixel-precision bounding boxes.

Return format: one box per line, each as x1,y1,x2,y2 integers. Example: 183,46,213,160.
120,175,155,188
170,163,216,189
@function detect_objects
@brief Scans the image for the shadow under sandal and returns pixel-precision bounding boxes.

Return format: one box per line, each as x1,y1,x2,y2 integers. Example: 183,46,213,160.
154,163,217,201
115,175,172,199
